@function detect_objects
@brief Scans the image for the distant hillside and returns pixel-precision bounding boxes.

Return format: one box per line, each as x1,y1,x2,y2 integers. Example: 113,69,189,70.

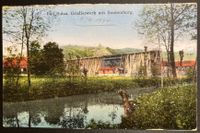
61,45,143,59
107,47,143,55
61,45,112,59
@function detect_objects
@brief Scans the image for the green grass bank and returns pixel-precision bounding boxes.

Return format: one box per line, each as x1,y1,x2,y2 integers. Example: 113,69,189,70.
3,76,193,102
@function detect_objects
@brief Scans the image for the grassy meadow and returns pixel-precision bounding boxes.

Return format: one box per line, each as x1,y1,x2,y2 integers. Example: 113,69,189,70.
3,75,193,102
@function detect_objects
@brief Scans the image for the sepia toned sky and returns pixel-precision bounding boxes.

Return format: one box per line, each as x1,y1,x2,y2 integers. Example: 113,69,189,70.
3,4,197,56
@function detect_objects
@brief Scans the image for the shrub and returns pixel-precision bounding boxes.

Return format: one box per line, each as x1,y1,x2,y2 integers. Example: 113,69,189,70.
186,67,196,82
120,84,196,129
86,119,118,129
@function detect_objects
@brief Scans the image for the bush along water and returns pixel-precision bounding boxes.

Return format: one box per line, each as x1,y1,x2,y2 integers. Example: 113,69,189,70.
120,84,196,129
84,84,196,130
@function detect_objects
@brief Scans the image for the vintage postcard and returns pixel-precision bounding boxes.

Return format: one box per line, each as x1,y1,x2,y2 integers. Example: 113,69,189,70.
2,3,197,129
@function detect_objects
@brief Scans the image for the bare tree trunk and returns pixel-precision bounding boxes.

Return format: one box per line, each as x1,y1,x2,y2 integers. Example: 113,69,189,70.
192,57,197,82
21,7,31,88
164,44,170,77
170,3,177,78
16,25,25,87
28,111,32,128
23,7,33,87
166,51,170,77
27,40,31,87
15,113,20,128
144,49,148,77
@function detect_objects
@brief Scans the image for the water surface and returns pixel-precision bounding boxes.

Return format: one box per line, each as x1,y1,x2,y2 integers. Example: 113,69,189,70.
3,87,156,128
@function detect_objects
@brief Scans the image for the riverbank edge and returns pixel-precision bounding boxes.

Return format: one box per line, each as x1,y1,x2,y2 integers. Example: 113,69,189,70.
3,77,192,102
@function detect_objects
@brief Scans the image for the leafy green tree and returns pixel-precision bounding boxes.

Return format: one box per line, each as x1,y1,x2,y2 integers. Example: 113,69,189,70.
29,41,43,75
3,6,55,86
42,42,65,75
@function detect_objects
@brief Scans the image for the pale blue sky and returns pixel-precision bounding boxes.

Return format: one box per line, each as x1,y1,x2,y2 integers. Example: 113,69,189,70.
44,4,143,49
3,4,197,56
45,4,197,52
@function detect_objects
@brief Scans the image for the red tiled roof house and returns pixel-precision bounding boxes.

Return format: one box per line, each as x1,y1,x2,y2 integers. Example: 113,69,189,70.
3,57,27,72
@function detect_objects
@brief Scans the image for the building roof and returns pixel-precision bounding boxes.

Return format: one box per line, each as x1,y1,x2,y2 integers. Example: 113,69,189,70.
67,50,160,61
175,60,196,67
3,57,27,69
162,60,196,67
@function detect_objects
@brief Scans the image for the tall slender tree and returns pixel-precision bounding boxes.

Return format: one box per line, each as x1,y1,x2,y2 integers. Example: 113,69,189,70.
136,3,197,78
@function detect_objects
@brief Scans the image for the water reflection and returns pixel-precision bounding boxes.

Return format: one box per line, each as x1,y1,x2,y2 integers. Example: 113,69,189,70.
3,87,156,128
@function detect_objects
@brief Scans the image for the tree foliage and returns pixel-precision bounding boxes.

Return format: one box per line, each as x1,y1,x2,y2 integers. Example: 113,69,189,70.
137,4,196,46
136,3,197,77
3,6,55,86
42,42,65,75
29,41,43,75
120,85,196,129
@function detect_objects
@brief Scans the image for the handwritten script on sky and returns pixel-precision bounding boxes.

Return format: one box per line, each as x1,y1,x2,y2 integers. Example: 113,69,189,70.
3,4,197,56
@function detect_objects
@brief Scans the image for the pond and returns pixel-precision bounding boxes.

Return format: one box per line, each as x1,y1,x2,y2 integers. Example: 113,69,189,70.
3,87,157,128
